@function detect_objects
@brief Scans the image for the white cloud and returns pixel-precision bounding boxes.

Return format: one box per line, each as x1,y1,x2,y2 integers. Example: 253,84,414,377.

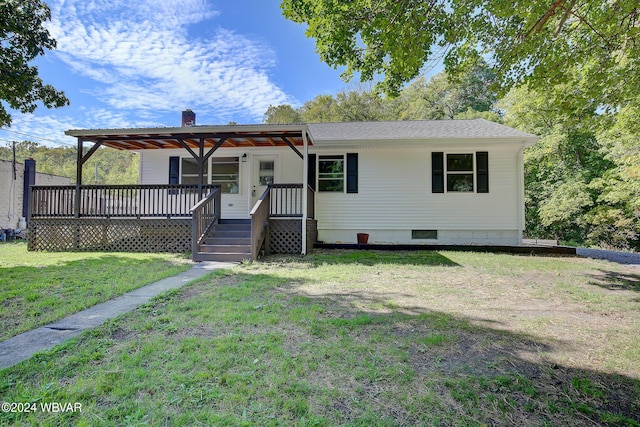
0,115,79,147
0,108,157,149
46,0,295,124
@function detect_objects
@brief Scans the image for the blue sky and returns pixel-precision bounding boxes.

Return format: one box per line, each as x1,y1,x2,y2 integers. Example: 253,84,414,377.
0,0,349,147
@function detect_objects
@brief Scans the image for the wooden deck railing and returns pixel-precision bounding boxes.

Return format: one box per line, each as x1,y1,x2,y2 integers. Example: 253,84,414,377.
250,186,271,260
190,186,222,259
269,184,315,218
30,184,218,218
249,183,315,259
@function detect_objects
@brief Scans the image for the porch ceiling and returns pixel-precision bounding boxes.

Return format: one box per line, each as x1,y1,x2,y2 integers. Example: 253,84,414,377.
65,125,311,151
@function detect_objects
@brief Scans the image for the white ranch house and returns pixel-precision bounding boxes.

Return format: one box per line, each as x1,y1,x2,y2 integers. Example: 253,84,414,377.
28,116,537,261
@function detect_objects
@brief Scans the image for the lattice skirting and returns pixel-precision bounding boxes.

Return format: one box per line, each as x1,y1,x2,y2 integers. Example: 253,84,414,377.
269,219,317,254
28,218,191,253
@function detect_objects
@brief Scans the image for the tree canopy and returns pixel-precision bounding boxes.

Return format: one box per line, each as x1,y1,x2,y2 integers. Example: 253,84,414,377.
0,0,69,127
265,63,498,124
281,0,640,106
263,104,303,124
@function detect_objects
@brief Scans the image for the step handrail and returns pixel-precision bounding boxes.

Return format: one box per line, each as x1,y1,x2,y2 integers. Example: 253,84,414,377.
190,186,222,261
250,186,271,260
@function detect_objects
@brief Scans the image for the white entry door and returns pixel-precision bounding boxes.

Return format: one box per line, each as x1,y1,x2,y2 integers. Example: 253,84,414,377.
251,156,276,207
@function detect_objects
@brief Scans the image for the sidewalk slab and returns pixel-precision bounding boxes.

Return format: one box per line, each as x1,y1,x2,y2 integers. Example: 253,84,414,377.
0,261,237,370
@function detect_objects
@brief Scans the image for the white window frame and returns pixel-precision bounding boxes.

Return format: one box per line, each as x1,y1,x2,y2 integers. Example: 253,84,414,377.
180,157,209,186
210,156,240,194
318,154,345,192
445,153,475,193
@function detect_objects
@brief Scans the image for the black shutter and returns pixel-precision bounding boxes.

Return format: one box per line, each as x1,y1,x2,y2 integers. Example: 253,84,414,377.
346,153,358,193
307,153,316,191
476,152,489,193
169,156,180,185
432,152,444,193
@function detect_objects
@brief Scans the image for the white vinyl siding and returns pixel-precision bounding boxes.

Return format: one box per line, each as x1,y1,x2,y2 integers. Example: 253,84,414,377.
139,147,303,219
139,141,523,242
314,144,521,243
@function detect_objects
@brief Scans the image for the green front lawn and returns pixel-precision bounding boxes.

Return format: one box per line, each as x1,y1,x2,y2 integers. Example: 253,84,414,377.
1,250,639,426
0,242,192,342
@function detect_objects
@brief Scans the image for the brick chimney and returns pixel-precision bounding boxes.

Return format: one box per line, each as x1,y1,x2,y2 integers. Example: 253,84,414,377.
182,109,196,127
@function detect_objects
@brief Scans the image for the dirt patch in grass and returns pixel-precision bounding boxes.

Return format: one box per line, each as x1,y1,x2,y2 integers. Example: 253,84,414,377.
208,252,639,424
282,250,640,379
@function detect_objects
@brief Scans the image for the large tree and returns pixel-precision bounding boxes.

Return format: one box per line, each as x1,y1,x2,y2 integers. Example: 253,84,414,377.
281,0,640,106
499,82,639,250
0,0,69,127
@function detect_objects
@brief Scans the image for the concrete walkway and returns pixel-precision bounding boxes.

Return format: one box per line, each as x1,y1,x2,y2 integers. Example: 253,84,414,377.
0,261,237,370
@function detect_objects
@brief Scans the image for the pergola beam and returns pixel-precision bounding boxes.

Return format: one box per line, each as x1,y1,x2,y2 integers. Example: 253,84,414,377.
281,137,303,159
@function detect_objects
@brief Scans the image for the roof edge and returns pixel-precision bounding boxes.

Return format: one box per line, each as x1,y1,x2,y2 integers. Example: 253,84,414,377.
311,136,539,147
65,123,309,138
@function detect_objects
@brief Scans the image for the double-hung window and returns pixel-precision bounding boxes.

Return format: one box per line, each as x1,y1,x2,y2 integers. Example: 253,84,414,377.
211,157,240,194
317,153,359,193
446,154,474,192
318,155,345,192
181,157,207,186
432,152,489,193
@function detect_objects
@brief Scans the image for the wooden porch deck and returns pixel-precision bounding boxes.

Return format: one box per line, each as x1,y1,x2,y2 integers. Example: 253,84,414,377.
28,184,316,261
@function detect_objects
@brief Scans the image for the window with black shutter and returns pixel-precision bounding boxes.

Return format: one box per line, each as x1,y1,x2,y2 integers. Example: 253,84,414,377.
317,153,358,193
431,151,489,193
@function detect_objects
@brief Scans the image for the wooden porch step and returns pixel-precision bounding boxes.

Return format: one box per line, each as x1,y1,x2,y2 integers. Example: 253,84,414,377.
211,230,251,238
196,219,252,262
199,244,251,254
218,219,250,225
194,251,251,262
203,237,251,245
213,224,250,232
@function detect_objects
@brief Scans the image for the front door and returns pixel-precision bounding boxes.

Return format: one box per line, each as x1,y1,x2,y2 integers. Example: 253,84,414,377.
251,156,276,207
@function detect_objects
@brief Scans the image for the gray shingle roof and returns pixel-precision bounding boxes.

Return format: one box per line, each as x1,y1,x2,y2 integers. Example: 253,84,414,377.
307,119,538,142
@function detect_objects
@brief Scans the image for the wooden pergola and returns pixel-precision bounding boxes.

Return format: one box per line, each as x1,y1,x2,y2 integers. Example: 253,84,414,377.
67,124,313,200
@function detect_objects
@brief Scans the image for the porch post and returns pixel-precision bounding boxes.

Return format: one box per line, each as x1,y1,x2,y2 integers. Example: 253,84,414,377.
198,138,204,199
75,139,83,218
301,128,309,255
